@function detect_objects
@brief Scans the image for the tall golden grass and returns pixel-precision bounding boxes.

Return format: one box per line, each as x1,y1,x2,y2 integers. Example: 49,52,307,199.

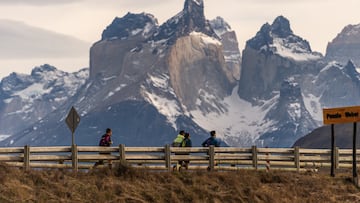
0,162,359,202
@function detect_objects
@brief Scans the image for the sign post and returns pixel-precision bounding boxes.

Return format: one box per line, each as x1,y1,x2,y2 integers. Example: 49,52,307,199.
331,124,335,177
323,106,360,183
65,106,80,146
353,122,358,182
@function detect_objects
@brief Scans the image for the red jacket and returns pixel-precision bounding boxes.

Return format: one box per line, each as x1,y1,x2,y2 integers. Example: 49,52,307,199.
99,134,112,146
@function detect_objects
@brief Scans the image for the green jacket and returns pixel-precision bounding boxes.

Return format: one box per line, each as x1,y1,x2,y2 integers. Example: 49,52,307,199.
172,134,184,147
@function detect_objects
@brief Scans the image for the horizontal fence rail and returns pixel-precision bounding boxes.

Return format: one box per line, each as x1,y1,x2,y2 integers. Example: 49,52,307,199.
0,145,359,173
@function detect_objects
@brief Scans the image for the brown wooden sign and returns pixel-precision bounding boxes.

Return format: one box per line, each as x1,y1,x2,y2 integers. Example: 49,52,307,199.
323,106,360,125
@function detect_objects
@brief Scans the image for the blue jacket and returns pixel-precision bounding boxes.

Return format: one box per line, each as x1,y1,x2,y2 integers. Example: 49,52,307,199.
202,137,220,147
182,138,192,147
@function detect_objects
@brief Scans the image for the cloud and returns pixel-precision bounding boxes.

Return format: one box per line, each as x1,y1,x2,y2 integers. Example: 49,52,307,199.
0,19,90,59
0,0,82,6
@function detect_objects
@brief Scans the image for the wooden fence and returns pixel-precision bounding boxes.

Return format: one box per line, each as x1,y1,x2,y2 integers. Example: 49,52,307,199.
0,145,359,172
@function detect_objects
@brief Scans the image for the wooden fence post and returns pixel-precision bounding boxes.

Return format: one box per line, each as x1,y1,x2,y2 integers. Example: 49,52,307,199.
335,147,339,169
265,147,270,172
209,145,215,171
71,144,78,173
119,144,126,163
23,145,30,171
294,146,300,172
165,144,171,171
252,145,258,170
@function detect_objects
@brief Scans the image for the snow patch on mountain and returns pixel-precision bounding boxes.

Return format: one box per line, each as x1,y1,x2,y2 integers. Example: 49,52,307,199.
143,22,156,38
190,31,221,46
303,93,322,122
148,74,170,90
12,83,51,101
190,86,276,146
288,102,301,120
104,84,127,100
268,38,322,61
0,134,11,142
224,53,241,62
142,74,182,129
143,91,182,129
6,104,33,116
192,0,203,6
320,61,337,72
196,89,216,105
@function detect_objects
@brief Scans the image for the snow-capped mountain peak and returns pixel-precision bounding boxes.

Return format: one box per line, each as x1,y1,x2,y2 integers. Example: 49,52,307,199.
0,64,88,137
101,12,158,41
247,15,322,61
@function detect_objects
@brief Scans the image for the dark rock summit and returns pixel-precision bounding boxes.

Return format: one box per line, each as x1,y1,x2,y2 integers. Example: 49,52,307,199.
152,0,217,44
101,12,158,40
326,24,360,67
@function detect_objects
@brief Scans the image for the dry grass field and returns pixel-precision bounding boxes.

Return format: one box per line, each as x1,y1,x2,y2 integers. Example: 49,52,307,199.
0,162,360,202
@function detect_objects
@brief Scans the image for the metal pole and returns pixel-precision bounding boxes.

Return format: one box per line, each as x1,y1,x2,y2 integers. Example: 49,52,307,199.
72,144,78,173
72,132,74,146
331,124,335,177
353,122,357,179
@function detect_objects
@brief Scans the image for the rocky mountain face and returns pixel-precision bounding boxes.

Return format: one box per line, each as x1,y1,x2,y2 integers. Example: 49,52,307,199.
237,16,324,147
292,60,360,148
314,60,360,108
238,16,322,103
210,17,241,80
258,79,317,147
325,24,360,67
0,64,88,136
1,0,360,148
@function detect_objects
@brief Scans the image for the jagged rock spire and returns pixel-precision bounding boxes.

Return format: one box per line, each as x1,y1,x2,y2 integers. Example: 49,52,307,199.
271,15,293,38
152,0,216,44
183,0,204,16
246,15,312,53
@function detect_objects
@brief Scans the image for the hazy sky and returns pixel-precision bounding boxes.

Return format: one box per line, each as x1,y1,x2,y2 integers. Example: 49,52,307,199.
0,0,360,79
